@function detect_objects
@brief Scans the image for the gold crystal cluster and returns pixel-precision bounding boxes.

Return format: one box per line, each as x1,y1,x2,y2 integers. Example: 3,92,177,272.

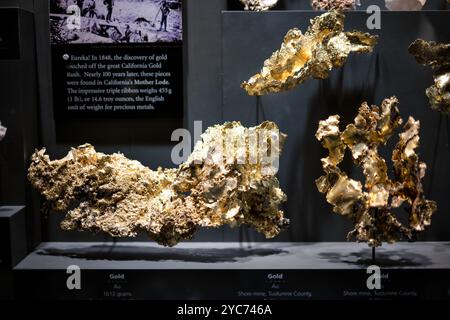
316,97,437,247
409,39,450,114
239,0,278,11
311,0,358,11
28,121,289,246
241,11,378,96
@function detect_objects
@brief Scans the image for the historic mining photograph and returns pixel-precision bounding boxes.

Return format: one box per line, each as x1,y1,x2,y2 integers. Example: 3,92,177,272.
50,0,182,44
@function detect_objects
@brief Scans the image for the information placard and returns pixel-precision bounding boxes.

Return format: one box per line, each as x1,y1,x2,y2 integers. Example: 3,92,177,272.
50,0,183,118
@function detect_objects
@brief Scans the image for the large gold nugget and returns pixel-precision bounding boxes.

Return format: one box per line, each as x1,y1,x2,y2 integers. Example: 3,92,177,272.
241,10,378,96
28,121,289,247
311,0,359,11
316,97,437,247
409,39,450,114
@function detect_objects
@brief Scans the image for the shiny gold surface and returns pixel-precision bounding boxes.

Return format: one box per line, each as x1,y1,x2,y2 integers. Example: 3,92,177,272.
28,122,289,246
316,97,437,247
311,0,358,10
241,11,377,96
409,39,450,114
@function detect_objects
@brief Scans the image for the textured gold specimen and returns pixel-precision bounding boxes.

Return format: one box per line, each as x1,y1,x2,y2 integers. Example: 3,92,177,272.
409,39,450,114
241,11,377,96
28,121,289,246
316,97,437,247
239,0,278,11
311,0,359,11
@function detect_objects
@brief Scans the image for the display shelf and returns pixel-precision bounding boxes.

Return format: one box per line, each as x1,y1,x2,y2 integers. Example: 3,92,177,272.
14,242,450,300
0,206,27,268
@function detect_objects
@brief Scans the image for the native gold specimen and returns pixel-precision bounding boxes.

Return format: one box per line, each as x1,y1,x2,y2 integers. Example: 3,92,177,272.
409,39,450,114
28,121,289,246
316,97,437,247
311,0,360,11
241,11,377,96
239,0,278,11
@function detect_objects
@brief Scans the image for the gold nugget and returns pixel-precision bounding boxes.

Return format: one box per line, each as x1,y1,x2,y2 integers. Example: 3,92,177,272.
316,97,437,247
409,39,450,114
242,10,377,96
311,0,359,11
28,122,289,247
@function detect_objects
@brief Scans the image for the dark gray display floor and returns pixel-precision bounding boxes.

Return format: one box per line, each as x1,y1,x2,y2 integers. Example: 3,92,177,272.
15,241,450,269
13,242,450,300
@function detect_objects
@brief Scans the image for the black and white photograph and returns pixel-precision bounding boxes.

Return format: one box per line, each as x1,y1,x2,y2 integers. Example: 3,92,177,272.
50,0,182,44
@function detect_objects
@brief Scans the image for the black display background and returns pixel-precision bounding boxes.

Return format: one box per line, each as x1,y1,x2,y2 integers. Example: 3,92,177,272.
0,9,20,60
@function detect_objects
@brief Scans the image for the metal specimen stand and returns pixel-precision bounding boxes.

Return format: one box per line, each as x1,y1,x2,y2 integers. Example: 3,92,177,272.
239,95,267,249
428,114,450,197
256,96,266,123
372,247,376,263
371,208,378,264
106,237,118,256
239,226,252,249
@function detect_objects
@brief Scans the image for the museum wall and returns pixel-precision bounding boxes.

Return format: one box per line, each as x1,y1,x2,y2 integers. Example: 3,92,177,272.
1,0,449,245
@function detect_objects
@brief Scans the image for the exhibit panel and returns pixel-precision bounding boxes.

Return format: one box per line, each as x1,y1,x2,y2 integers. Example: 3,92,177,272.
0,0,449,304
48,0,183,119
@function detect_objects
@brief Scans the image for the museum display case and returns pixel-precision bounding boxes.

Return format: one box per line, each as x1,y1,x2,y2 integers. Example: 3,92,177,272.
0,0,450,304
